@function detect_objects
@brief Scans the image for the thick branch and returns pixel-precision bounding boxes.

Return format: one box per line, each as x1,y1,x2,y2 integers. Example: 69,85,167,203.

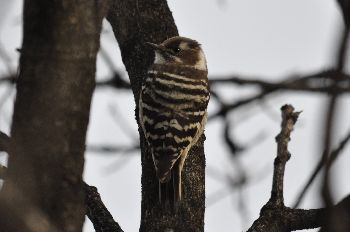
84,182,124,232
107,1,206,231
248,196,350,232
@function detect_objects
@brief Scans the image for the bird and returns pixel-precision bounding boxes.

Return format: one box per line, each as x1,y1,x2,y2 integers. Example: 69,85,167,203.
139,36,210,205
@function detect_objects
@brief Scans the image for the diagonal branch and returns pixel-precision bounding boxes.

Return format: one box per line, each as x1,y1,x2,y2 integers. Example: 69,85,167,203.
293,129,350,208
84,182,124,232
0,131,10,152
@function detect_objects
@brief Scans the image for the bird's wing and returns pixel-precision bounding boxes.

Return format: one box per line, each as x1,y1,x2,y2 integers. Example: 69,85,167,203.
140,93,208,182
139,66,209,182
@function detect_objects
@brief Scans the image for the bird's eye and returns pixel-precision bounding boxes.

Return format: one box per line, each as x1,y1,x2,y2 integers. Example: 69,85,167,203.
173,47,181,53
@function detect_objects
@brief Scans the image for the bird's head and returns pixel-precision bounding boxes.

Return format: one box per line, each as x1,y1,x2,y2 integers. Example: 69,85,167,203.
146,36,207,70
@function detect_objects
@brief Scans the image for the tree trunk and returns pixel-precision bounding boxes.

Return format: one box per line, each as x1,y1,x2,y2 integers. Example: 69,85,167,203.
0,1,109,231
107,1,206,231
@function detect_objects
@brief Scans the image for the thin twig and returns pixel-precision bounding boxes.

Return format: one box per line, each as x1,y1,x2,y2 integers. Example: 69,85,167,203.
209,90,275,120
210,69,350,93
321,23,349,208
268,104,300,207
0,131,9,152
209,69,350,120
96,72,131,89
0,75,17,84
0,163,7,179
87,144,139,154
293,128,350,208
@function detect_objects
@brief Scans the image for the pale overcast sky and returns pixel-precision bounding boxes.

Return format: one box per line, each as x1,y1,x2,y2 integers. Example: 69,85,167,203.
0,1,349,232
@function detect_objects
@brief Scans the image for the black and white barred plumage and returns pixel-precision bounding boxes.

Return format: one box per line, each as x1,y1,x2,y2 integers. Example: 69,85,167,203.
139,36,209,204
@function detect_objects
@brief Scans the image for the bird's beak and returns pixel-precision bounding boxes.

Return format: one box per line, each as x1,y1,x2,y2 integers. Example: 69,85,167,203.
145,42,167,53
145,42,159,49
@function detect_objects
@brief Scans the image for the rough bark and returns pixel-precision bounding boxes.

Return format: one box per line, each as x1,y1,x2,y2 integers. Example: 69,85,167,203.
0,1,109,231
107,1,206,231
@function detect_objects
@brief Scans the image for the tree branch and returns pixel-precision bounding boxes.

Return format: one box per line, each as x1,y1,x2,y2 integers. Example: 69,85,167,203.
0,1,111,231
107,0,206,231
0,131,124,231
247,105,350,231
321,0,350,208
248,196,350,232
84,182,124,232
247,104,300,231
0,131,10,152
268,105,300,207
210,69,350,93
293,128,350,208
209,70,350,120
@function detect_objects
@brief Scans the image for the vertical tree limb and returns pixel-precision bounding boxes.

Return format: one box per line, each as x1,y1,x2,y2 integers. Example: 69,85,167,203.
107,1,206,231
321,0,350,209
269,105,300,207
0,1,109,231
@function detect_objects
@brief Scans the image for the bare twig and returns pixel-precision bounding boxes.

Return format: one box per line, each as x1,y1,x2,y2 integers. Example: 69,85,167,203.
223,119,244,156
0,163,7,179
210,70,350,93
268,105,300,207
293,129,350,208
211,68,346,84
321,20,349,209
209,70,350,120
0,131,9,152
84,182,124,232
209,90,275,120
96,72,131,89
0,75,17,84
87,144,139,154
337,0,350,27
0,131,9,179
246,103,350,231
247,104,302,231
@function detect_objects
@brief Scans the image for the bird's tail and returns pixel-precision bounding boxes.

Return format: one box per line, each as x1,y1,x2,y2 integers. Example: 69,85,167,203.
159,161,182,208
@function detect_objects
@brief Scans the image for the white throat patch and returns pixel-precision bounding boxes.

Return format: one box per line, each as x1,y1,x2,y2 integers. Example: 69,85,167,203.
154,51,165,64
154,51,182,64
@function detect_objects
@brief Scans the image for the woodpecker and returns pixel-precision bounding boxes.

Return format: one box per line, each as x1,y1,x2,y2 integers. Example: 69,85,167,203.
139,36,210,204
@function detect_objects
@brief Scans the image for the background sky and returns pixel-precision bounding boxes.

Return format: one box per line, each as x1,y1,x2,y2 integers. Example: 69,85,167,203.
0,1,350,231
